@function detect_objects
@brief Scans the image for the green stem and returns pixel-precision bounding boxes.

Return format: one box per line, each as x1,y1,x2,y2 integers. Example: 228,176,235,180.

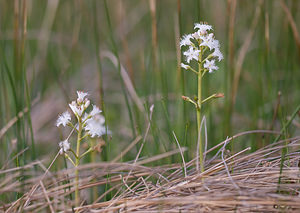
80,133,90,141
65,153,76,167
69,149,78,159
201,93,224,104
273,104,300,144
75,120,82,207
182,96,197,107
187,66,199,75
79,147,94,159
197,52,204,173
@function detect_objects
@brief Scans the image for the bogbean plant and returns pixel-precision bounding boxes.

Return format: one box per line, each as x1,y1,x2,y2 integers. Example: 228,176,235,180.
180,23,224,172
56,91,107,206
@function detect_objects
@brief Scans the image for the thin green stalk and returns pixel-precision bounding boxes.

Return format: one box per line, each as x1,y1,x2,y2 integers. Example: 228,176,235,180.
63,157,74,211
197,53,204,173
161,99,174,162
176,0,189,152
273,104,300,144
277,112,289,194
20,1,36,165
75,120,82,207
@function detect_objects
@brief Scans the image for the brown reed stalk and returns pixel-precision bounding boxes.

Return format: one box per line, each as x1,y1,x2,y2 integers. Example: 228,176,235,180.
13,0,20,77
225,0,237,150
149,0,158,73
228,0,236,71
231,0,263,107
280,0,300,60
175,0,182,84
117,1,135,85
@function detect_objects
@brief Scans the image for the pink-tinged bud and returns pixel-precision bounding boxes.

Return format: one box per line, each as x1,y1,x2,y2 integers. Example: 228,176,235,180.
182,96,188,101
215,93,224,98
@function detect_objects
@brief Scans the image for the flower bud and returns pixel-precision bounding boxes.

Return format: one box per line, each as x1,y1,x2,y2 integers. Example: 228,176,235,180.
84,99,90,108
215,93,224,98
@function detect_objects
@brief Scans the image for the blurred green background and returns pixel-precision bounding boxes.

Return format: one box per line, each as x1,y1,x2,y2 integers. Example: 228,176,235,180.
0,0,299,170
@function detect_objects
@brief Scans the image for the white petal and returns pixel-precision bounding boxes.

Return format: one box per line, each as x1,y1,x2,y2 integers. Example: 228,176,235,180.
77,91,89,101
194,23,213,35
69,101,84,116
90,105,102,117
180,34,193,48
212,48,223,61
181,63,189,70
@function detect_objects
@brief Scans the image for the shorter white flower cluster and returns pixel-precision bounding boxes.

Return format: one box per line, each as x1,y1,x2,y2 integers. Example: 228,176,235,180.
56,91,108,154
180,23,223,73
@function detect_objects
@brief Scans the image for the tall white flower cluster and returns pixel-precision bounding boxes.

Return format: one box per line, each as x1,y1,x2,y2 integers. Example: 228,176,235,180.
180,23,223,73
179,22,224,173
56,91,107,154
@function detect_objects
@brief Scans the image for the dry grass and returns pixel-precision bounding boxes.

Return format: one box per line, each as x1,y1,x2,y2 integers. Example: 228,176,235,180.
1,133,300,212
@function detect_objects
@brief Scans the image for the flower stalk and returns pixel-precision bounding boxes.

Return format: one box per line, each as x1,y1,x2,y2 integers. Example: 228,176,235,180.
56,91,109,207
180,22,224,172
75,119,82,207
197,55,203,172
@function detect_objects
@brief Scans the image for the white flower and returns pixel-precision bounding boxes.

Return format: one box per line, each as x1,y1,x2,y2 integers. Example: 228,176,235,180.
200,33,216,50
77,91,89,103
204,59,218,73
69,101,84,117
192,32,200,39
181,63,189,70
194,23,212,35
59,139,70,154
180,34,193,48
90,105,102,117
183,47,200,63
84,114,107,137
212,39,220,50
56,111,71,127
212,48,223,61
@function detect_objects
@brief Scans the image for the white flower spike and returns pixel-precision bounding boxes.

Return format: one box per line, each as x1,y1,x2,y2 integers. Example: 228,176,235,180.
56,111,71,127
56,90,109,206
180,22,223,73
179,22,223,174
